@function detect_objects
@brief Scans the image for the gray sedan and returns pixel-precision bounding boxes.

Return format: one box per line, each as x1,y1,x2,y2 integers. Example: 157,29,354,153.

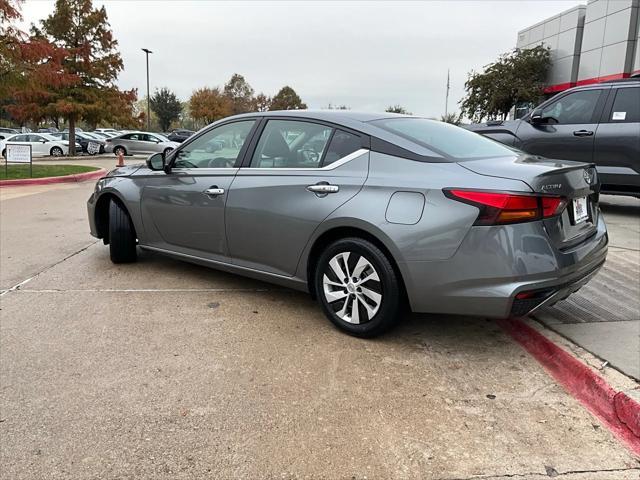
87,111,607,337
105,131,179,157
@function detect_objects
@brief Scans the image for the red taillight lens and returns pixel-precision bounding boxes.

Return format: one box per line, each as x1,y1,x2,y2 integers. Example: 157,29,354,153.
445,189,566,225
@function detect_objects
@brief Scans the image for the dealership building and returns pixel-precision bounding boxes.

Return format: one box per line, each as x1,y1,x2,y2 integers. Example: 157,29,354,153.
516,0,639,94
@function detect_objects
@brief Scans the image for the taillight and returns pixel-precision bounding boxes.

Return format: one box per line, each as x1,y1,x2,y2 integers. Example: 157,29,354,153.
444,189,566,225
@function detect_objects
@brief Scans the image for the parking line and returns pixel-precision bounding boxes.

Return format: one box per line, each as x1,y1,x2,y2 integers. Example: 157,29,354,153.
14,288,282,293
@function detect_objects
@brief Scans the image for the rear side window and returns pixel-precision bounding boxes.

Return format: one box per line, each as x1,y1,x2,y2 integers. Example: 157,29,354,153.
607,88,640,123
323,130,362,166
540,90,601,124
371,118,515,160
250,120,332,168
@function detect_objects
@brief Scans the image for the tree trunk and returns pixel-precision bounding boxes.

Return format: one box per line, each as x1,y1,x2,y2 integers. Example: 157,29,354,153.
68,116,76,156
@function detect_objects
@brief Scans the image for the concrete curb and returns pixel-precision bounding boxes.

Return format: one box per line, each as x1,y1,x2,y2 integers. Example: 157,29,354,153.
0,168,106,187
497,317,640,457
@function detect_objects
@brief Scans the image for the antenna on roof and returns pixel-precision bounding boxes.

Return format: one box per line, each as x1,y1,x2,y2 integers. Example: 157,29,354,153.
445,69,450,117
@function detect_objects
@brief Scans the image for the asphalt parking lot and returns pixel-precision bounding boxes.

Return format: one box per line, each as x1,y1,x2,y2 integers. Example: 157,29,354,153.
1,165,639,479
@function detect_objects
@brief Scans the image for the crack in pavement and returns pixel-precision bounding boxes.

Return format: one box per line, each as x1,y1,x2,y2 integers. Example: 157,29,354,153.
438,466,640,479
0,240,99,297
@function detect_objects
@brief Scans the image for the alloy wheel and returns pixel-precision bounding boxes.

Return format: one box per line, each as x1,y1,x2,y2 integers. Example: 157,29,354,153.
322,251,382,324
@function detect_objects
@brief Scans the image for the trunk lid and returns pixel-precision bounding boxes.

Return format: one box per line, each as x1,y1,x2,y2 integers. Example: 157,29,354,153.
460,154,600,249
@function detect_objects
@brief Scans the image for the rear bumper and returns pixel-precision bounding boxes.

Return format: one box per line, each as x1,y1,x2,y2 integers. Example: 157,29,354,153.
401,213,608,318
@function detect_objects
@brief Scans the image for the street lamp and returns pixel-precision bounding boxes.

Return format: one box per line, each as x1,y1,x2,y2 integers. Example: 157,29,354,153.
142,48,153,131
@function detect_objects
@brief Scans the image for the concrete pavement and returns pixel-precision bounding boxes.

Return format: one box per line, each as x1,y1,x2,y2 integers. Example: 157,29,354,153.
1,178,639,479
534,195,640,380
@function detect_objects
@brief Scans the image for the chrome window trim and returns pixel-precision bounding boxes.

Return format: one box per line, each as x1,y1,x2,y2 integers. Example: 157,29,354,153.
240,148,369,173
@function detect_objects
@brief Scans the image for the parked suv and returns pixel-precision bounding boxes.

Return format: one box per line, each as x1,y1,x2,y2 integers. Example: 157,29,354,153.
467,79,640,197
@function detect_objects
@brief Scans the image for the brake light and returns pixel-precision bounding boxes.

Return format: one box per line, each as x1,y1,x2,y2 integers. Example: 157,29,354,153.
444,189,567,225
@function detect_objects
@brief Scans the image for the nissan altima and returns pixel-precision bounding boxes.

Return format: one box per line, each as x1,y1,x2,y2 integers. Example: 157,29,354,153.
87,111,608,337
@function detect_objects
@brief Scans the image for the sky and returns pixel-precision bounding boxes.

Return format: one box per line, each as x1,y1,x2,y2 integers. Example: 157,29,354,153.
19,0,582,117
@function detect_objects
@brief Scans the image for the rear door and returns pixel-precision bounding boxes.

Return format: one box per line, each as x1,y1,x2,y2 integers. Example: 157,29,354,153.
592,86,640,191
225,119,369,276
515,88,607,162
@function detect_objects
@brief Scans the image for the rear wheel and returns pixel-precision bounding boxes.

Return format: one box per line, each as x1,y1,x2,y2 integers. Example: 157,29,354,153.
114,146,126,156
314,237,401,337
50,146,63,156
163,147,173,158
108,200,137,263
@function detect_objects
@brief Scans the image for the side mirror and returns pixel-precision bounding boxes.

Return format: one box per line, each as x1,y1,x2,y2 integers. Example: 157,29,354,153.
530,108,544,124
146,152,166,171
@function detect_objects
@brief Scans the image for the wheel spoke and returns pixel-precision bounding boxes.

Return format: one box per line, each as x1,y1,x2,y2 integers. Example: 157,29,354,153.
359,270,380,284
358,294,378,318
336,295,351,320
329,254,348,282
350,297,360,324
322,275,344,288
324,287,348,303
352,256,369,279
359,286,382,305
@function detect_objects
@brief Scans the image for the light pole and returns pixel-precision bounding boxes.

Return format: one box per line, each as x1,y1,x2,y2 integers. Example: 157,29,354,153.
142,48,153,131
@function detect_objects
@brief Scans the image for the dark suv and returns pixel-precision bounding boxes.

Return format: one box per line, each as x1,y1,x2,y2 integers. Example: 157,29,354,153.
467,79,640,197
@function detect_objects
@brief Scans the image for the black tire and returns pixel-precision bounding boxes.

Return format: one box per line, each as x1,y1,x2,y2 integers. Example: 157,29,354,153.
1,149,6,159
50,146,63,156
314,237,401,337
114,146,126,156
163,147,173,158
108,200,137,263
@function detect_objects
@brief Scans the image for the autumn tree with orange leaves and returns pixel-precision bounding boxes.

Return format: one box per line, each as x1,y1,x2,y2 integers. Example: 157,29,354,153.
1,0,74,126
33,0,139,153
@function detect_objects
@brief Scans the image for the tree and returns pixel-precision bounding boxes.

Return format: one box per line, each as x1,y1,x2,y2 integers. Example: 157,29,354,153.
385,105,411,114
36,0,135,153
189,87,231,126
223,73,255,114
460,45,551,122
269,86,307,111
440,112,463,125
150,87,182,131
1,0,72,125
253,93,272,112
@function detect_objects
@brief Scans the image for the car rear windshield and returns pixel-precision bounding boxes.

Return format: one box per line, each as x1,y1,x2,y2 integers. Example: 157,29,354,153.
370,118,516,160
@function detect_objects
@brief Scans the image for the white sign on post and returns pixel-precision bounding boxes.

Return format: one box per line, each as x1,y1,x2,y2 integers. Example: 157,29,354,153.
87,141,100,155
6,143,32,163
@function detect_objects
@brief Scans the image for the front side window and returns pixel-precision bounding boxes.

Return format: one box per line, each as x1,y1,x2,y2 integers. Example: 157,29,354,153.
371,118,515,160
250,120,332,168
173,120,255,168
608,88,640,123
540,90,601,124
12,135,27,142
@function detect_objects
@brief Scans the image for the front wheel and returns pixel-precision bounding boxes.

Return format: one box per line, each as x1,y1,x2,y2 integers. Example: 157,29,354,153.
108,200,137,263
50,146,63,156
314,237,402,337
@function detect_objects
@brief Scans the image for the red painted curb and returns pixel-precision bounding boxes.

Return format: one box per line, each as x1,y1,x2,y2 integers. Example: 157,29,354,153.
497,317,640,457
0,168,106,187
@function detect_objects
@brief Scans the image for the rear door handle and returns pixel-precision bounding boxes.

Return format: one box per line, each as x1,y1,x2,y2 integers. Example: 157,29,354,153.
203,186,225,196
573,130,594,137
307,183,339,195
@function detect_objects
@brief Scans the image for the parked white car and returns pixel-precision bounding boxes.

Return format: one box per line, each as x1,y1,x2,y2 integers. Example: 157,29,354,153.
0,133,80,157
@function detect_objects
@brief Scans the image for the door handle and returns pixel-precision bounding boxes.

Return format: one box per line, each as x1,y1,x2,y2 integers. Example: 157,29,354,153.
203,186,225,196
573,130,594,137
307,183,339,194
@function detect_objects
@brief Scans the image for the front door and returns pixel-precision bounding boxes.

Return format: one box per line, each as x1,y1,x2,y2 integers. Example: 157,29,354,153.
516,88,606,162
225,119,369,276
140,119,257,261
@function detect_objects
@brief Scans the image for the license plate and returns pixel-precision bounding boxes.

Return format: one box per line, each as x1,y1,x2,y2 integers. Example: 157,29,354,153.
572,196,589,224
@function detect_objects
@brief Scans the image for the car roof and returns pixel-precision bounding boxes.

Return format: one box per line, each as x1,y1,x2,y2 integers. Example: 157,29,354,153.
211,110,446,160
231,109,411,123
